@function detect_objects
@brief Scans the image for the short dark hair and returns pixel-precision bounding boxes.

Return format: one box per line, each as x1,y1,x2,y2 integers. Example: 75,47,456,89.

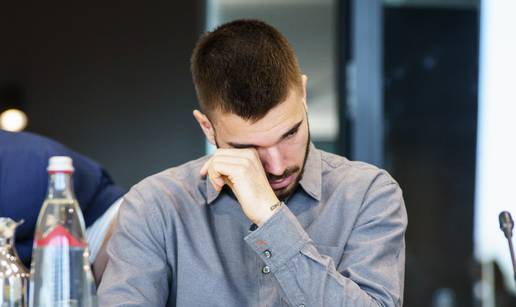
191,19,302,122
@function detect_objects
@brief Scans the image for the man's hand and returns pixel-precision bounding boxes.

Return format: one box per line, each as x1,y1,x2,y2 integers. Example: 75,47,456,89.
200,148,280,226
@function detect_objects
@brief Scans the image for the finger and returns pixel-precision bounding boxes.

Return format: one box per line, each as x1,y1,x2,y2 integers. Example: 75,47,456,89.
199,157,213,176
210,176,225,191
217,148,258,160
206,159,245,187
209,152,259,172
208,170,229,192
205,161,225,190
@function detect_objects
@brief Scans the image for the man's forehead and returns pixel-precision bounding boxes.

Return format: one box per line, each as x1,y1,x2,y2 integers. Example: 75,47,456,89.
213,99,304,145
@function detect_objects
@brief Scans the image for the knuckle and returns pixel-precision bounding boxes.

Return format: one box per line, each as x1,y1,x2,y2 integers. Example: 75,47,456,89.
244,149,259,162
241,157,252,168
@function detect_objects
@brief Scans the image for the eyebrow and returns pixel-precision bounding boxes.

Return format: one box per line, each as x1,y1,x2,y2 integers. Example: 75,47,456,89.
227,119,304,149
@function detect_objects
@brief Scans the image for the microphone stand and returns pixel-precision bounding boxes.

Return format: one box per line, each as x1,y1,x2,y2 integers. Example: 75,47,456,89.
507,236,516,283
499,211,516,283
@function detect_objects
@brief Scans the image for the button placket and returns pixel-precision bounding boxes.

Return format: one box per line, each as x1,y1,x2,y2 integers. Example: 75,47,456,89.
262,265,271,274
263,249,272,258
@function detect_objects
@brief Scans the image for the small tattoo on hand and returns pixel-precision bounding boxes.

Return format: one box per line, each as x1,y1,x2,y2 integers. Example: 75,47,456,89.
270,202,282,211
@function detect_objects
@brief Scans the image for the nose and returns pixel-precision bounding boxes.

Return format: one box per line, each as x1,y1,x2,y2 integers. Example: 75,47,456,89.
259,146,285,177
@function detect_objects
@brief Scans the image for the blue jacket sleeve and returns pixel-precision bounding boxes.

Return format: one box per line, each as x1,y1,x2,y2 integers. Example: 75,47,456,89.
0,130,125,265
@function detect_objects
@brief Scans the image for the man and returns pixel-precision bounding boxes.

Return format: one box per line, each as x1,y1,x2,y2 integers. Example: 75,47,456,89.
99,19,407,306
0,129,125,277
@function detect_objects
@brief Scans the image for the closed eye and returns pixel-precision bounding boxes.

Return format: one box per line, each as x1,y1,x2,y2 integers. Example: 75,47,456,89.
285,127,298,138
281,120,302,140
227,119,303,148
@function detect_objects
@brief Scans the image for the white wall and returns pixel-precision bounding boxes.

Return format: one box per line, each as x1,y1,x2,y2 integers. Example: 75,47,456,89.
475,0,516,298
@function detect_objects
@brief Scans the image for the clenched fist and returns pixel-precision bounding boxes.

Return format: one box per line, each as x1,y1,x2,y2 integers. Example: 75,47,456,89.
200,148,281,226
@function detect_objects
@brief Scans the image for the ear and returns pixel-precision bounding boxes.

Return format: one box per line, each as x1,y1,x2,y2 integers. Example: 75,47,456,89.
301,74,308,109
193,109,216,145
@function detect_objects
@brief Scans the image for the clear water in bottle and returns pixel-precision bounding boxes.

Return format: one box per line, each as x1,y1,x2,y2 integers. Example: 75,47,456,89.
29,157,97,307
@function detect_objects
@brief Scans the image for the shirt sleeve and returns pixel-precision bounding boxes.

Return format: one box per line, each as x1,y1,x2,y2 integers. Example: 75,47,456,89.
97,188,171,307
244,179,407,307
86,198,123,263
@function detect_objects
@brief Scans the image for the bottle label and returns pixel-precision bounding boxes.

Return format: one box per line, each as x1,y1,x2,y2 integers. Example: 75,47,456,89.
35,224,86,248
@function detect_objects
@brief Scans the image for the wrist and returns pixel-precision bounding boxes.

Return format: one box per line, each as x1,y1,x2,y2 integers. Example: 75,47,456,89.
255,200,283,226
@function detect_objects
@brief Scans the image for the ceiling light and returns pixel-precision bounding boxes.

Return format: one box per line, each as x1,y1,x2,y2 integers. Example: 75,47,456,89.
0,108,28,132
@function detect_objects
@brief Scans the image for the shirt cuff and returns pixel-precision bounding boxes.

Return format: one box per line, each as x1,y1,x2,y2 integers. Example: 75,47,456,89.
244,205,311,271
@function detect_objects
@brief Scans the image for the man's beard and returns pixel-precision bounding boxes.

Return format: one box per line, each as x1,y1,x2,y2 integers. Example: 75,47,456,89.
269,135,310,200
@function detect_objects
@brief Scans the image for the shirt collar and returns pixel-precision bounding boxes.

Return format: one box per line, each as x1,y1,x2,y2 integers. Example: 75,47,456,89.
298,142,322,201
205,142,322,204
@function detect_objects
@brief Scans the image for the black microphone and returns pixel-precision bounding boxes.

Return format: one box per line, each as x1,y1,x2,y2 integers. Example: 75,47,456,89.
500,211,514,239
499,211,516,282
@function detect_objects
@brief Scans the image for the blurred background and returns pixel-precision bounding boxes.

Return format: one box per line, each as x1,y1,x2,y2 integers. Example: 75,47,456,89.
1,0,515,306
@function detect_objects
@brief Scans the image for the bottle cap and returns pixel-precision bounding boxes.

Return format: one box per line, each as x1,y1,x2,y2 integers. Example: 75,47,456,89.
47,156,74,173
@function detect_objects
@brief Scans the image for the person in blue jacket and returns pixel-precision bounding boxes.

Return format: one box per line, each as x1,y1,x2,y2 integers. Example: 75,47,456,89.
0,129,125,268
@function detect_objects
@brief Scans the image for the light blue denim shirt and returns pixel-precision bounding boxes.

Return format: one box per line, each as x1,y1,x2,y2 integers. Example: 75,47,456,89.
98,144,407,306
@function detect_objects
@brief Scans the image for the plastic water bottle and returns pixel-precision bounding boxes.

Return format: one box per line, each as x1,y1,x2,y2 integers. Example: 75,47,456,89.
29,156,97,307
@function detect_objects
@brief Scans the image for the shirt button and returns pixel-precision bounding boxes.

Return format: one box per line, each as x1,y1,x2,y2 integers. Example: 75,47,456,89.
262,265,271,274
263,250,272,258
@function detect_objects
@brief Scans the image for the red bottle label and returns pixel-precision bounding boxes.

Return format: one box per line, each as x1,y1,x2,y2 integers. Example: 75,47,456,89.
35,224,86,248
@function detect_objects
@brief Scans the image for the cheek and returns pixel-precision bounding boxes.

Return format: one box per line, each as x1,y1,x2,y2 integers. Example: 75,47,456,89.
279,132,308,166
